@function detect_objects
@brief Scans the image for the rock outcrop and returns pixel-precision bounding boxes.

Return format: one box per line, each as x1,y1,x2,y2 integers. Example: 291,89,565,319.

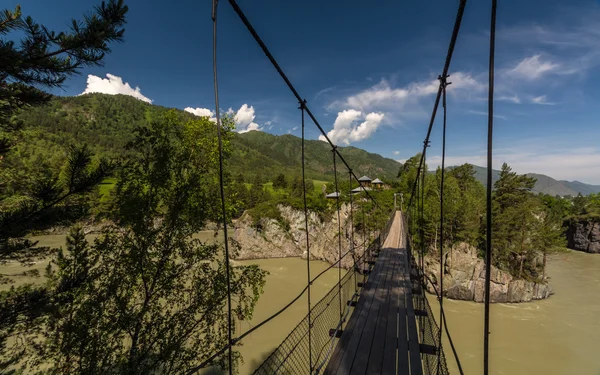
423,243,553,303
231,204,373,268
566,219,600,254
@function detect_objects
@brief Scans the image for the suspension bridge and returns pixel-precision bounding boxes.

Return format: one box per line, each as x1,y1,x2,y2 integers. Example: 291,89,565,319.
195,0,499,373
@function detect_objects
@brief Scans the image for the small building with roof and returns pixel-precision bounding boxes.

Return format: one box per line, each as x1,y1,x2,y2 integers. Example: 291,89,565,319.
350,186,371,195
358,175,372,188
371,178,384,189
325,191,340,199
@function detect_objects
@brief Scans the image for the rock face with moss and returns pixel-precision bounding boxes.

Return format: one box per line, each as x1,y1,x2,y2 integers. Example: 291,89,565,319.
231,204,372,268
566,219,600,253
423,243,553,303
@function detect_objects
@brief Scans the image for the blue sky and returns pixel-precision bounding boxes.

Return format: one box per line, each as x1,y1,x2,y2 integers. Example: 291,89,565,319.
14,0,600,183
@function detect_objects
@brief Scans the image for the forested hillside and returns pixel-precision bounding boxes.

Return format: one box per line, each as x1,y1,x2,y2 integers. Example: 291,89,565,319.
10,93,400,183
463,165,600,196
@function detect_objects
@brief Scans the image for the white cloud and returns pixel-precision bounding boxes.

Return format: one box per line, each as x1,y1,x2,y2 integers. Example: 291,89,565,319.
184,107,214,118
81,73,152,103
240,122,261,133
531,95,556,105
497,95,521,104
506,55,560,80
318,110,384,145
339,72,483,112
233,104,262,133
393,151,400,156
467,110,507,120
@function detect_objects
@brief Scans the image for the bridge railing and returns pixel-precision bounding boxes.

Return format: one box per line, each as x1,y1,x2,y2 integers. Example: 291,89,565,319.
404,214,449,375
252,212,396,374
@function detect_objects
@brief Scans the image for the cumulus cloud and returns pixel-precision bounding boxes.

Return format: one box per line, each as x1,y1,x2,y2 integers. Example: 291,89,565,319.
233,104,262,133
340,72,483,111
184,107,214,118
318,110,384,145
507,55,560,80
81,73,152,103
531,95,556,105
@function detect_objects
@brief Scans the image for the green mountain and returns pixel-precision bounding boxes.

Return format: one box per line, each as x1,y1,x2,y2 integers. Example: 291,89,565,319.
232,131,400,181
460,165,600,196
13,93,400,182
16,92,597,194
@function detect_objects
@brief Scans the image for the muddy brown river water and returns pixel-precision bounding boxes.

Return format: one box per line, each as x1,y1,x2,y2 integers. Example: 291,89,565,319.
25,234,600,374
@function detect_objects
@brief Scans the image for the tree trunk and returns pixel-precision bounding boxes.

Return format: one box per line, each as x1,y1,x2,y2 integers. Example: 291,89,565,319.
519,256,524,279
519,221,526,279
542,252,547,280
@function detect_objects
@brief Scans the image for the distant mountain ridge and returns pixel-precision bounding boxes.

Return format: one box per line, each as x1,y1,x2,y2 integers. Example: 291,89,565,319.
17,93,597,193
15,93,401,182
463,165,600,196
232,131,400,181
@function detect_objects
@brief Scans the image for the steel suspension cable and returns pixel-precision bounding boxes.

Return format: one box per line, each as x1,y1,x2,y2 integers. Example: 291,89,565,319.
226,0,380,210
437,74,449,375
422,273,465,375
211,1,233,373
420,142,428,285
193,4,391,374
349,171,357,292
332,148,343,321
406,0,467,213
484,0,497,374
420,146,427,342
299,99,313,373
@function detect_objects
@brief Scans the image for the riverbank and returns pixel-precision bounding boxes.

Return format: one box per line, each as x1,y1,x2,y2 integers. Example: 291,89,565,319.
423,242,553,303
440,250,600,375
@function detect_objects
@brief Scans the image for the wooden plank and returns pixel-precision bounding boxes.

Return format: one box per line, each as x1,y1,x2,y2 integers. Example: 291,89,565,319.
337,250,390,374
351,248,394,374
396,250,410,375
366,248,398,375
324,249,387,374
405,252,423,375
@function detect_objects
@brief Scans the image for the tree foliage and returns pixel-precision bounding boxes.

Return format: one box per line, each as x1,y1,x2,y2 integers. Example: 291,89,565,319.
399,155,566,282
0,0,128,154
18,111,267,374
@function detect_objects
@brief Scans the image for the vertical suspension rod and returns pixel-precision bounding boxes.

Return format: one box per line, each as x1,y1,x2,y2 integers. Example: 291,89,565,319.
484,0,497,374
332,148,343,321
299,99,313,372
211,1,233,373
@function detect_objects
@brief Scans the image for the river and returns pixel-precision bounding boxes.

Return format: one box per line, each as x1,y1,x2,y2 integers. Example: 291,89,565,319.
230,251,600,375
438,250,600,375
21,234,600,374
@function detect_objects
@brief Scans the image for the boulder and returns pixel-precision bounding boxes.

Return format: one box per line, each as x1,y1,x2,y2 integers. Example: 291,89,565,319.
424,242,553,303
566,220,600,254
231,204,375,268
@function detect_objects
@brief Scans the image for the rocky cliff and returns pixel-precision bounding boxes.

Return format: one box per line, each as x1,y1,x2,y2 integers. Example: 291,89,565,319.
423,243,553,303
231,204,373,268
566,219,600,253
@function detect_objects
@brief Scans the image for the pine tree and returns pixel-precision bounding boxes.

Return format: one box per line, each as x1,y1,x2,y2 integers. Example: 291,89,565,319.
0,1,128,367
272,173,287,189
491,163,537,276
0,1,128,153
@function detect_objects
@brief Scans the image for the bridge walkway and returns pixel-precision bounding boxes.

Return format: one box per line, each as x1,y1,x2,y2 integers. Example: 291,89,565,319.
324,211,423,375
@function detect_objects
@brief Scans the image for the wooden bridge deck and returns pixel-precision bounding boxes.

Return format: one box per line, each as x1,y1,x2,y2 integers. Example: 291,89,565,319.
324,212,423,375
